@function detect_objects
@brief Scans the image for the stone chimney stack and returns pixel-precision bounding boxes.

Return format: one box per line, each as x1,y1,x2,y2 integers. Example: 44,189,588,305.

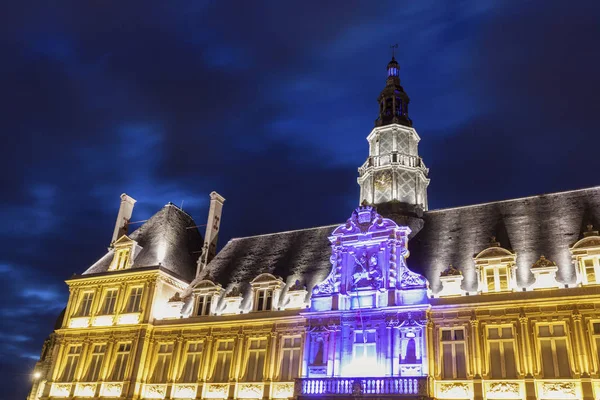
197,191,225,277
111,193,137,245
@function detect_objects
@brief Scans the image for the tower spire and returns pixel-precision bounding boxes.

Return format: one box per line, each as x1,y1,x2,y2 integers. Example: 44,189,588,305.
375,49,412,128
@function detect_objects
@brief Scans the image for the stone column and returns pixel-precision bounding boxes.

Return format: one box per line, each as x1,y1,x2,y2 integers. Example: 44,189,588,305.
200,335,214,382
386,324,393,376
101,336,116,380
75,339,91,382
301,332,310,377
233,334,245,381
572,311,590,376
470,319,481,378
171,336,184,383
266,331,279,380
518,316,533,377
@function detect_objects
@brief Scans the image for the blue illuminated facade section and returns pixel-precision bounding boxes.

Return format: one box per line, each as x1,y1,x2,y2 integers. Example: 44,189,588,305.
303,206,429,380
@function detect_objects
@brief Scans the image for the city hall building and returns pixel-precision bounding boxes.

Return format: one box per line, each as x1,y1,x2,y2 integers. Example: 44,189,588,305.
29,57,600,400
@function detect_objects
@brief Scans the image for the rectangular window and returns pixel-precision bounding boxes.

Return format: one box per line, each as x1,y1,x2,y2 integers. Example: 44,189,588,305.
441,328,467,379
110,343,132,381
352,330,377,369
77,292,94,317
151,343,174,383
245,338,267,381
256,290,272,311
181,342,203,383
583,257,598,284
592,322,600,369
125,287,143,313
100,289,118,315
113,248,130,270
197,295,212,316
538,324,571,378
213,340,234,382
279,336,301,380
84,344,106,382
60,345,82,382
484,266,509,292
487,326,517,378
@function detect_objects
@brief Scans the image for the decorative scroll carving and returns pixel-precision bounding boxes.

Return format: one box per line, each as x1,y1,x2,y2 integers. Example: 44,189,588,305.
237,383,264,399
272,382,294,399
487,382,520,398
205,383,229,399
541,382,577,398
439,382,470,398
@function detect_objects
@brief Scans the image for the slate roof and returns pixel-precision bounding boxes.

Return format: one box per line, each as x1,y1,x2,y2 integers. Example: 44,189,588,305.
195,186,600,295
83,204,202,282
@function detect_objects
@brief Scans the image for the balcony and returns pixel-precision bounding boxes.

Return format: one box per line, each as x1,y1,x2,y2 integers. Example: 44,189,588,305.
358,153,428,176
296,377,427,398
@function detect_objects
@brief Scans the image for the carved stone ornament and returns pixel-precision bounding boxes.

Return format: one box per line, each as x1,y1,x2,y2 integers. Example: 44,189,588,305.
532,255,557,269
237,383,263,398
439,382,470,398
168,292,183,302
205,383,229,398
541,382,576,397
440,264,462,277
271,382,294,399
488,381,520,396
226,286,242,297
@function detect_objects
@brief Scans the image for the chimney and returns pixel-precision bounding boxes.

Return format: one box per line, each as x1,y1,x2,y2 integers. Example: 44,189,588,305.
111,193,137,245
197,191,225,277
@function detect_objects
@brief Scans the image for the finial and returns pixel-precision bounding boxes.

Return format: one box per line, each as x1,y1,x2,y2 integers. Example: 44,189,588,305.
490,236,500,247
584,223,599,237
390,43,398,60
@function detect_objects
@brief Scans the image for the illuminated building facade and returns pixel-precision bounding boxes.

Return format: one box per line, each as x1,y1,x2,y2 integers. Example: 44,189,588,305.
29,57,600,400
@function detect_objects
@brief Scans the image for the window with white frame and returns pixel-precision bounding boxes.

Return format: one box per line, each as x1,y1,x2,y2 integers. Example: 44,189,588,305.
100,289,118,315
487,326,517,378
84,344,106,381
151,343,174,383
537,323,571,378
125,287,143,313
181,342,203,383
441,328,467,379
76,292,94,317
196,294,213,316
279,336,301,380
255,289,273,311
483,265,509,292
353,330,377,365
245,338,267,381
60,345,82,381
592,322,600,369
213,340,234,382
581,257,600,284
109,343,131,381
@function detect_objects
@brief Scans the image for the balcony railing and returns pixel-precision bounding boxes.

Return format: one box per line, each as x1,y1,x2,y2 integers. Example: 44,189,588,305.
296,377,427,397
358,153,428,176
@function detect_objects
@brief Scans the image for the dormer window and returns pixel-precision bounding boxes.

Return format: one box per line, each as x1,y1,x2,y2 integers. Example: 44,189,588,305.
109,235,138,271
474,237,517,294
582,257,599,284
250,273,284,312
113,248,130,270
196,294,213,316
570,224,600,286
484,265,509,292
191,280,223,316
256,289,273,311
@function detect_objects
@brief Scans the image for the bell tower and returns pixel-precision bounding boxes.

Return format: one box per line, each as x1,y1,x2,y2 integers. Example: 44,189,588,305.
358,52,430,235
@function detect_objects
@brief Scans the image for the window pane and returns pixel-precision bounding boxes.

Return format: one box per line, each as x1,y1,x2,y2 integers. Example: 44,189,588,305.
503,342,517,378
540,340,555,377
455,343,467,379
442,343,454,378
555,338,571,378
489,342,502,379
110,343,131,381
498,268,508,290
454,330,464,341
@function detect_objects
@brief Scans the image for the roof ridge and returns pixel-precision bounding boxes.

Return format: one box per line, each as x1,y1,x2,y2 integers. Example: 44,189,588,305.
230,223,340,241
427,185,600,214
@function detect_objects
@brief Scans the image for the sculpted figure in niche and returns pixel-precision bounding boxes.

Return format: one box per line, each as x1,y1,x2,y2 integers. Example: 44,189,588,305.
312,337,326,366
351,251,383,290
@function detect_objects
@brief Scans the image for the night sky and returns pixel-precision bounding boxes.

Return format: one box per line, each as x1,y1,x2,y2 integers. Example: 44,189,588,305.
2,1,600,398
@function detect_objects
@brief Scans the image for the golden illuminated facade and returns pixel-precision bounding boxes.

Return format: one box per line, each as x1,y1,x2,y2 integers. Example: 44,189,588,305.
29,57,600,400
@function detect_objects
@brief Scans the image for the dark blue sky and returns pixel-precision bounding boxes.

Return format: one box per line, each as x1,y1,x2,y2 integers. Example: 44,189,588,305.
2,1,600,397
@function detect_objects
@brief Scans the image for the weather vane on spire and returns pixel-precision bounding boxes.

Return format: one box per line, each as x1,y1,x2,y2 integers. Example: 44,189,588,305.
390,43,398,59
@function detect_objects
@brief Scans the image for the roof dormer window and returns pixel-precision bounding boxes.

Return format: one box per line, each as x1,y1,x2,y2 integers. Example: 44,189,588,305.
570,224,600,286
474,237,517,294
256,289,273,311
250,273,284,312
109,235,138,271
191,280,223,316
